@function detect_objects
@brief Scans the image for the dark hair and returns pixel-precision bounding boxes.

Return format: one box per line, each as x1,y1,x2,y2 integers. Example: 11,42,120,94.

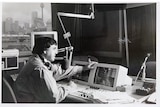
32,37,57,55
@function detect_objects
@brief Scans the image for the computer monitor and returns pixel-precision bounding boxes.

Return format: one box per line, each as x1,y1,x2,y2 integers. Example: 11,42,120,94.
71,60,132,91
31,31,58,51
72,61,95,86
90,63,132,91
2,49,19,70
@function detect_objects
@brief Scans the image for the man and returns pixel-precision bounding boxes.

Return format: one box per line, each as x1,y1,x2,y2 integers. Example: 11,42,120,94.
14,37,96,103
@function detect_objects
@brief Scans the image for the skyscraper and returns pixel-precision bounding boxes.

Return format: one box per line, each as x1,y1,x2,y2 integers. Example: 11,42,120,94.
12,21,19,34
40,3,44,21
24,22,31,34
46,19,52,31
2,21,5,34
32,11,38,27
5,17,13,34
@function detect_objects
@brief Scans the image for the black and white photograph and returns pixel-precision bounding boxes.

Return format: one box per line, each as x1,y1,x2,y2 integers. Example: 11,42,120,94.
1,1,159,106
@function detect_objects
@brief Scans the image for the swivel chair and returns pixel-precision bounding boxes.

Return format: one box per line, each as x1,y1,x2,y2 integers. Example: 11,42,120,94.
145,61,156,79
2,74,17,103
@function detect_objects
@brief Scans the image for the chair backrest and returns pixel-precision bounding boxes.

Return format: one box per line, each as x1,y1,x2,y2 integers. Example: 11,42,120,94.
2,76,17,103
145,61,156,79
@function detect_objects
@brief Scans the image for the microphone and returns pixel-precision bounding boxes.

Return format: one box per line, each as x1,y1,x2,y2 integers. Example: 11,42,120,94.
88,55,91,63
147,53,151,57
140,53,151,75
133,53,151,85
142,53,151,68
53,57,69,70
61,57,69,70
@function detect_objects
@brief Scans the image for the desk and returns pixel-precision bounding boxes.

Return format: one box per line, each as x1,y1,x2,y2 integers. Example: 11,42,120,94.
125,81,144,99
59,80,155,104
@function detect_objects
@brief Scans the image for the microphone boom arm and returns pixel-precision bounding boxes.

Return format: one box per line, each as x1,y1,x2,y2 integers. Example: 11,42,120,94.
57,4,95,66
134,53,151,85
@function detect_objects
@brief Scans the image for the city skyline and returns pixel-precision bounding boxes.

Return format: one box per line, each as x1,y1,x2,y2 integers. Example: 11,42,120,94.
2,3,51,27
2,11,52,34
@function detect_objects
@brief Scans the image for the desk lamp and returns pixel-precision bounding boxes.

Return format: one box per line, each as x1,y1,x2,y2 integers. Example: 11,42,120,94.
57,4,95,66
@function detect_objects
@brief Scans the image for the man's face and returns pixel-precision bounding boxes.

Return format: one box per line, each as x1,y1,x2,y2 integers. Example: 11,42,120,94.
44,44,58,62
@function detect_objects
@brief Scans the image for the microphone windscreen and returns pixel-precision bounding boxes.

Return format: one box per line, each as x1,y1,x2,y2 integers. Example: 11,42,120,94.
147,53,151,57
61,58,69,70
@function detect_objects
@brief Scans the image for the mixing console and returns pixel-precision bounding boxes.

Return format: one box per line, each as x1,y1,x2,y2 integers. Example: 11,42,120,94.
58,81,136,103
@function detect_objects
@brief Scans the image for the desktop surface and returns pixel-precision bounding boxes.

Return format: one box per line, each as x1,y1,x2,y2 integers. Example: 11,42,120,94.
58,79,156,104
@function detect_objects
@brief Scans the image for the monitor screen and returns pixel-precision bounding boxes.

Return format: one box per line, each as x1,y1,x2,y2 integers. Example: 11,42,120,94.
71,61,94,85
72,65,90,82
94,67,116,87
7,57,18,68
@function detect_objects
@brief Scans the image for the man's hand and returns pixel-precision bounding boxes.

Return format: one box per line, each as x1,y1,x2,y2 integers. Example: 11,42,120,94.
83,61,98,71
